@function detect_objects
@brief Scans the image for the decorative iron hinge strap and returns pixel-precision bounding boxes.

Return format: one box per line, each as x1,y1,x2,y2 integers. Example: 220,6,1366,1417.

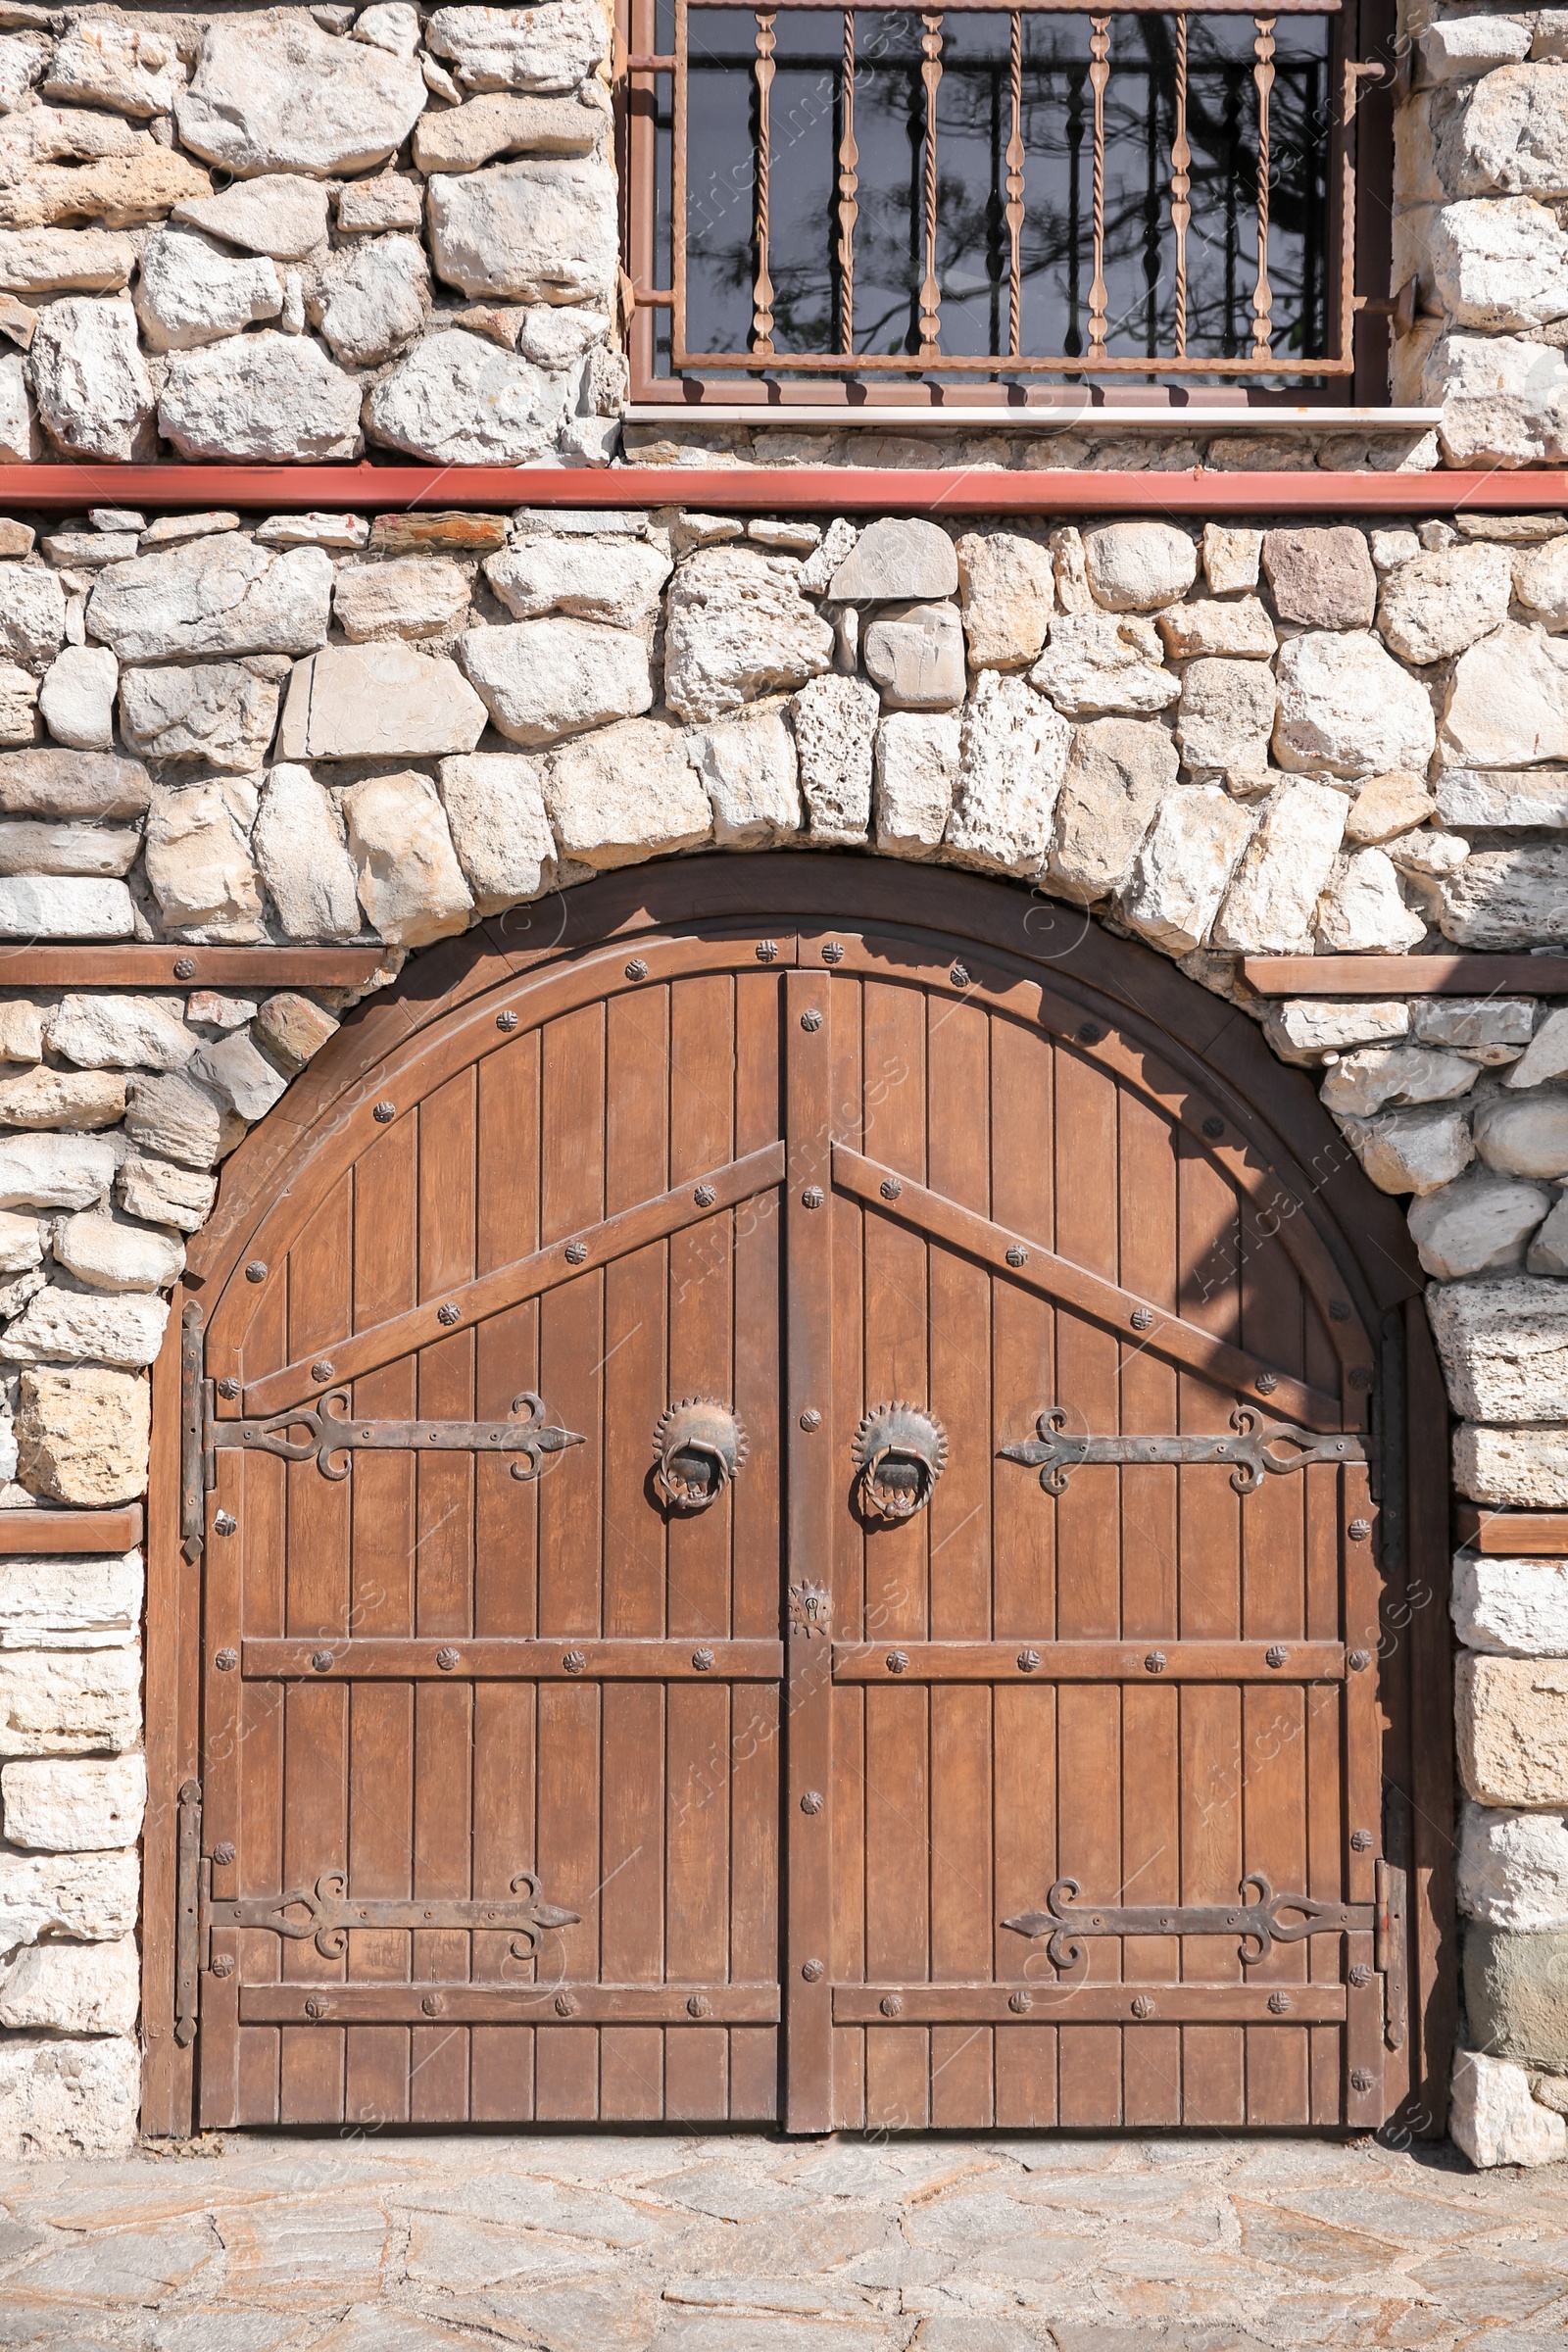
174,1779,203,2046
204,1870,580,1962
999,1407,1366,1497
1004,1875,1373,1972
206,1390,585,1484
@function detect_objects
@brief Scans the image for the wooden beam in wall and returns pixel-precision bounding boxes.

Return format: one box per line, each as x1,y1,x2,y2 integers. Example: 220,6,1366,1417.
1241,956,1568,997
0,947,391,987
0,1505,144,1554
1455,1508,1568,1556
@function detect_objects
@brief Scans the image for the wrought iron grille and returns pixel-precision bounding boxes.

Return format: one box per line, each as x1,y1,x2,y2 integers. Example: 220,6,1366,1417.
619,0,1393,398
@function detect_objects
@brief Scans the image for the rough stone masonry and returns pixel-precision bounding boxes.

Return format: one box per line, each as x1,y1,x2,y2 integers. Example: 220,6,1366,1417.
3,0,1568,2167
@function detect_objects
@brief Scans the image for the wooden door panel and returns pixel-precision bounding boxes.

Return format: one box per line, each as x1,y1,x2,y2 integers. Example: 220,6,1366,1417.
185,884,1440,2140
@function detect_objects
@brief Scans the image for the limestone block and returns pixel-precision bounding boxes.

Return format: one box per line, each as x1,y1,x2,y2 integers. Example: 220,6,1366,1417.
1442,622,1568,769
1430,1276,1568,1420
280,642,488,761
332,558,468,645
1377,542,1513,665
1029,612,1178,718
1315,848,1428,953
1426,331,1568,466
1201,525,1263,595
1260,1000,1410,1063
1444,846,1568,945
0,1137,117,1212
1512,537,1568,629
88,537,332,666
0,1286,167,1371
159,332,363,464
0,1644,140,1755
1408,1169,1550,1278
662,549,832,723
175,15,427,177
1421,18,1531,81
1459,1652,1568,1803
426,158,616,305
123,1071,244,1171
1431,195,1568,333
115,1155,216,1236
1505,1005,1568,1089
1454,1554,1568,1658
1459,1802,1568,1932
1081,521,1197,612
1319,1043,1478,1118
414,91,600,173
791,676,879,847
336,175,423,235
545,719,710,871
257,514,368,553
134,224,281,354
0,114,209,236
424,2,610,93
343,769,474,948
1174,656,1276,775
43,996,190,1077
0,2036,138,2158
366,328,574,465
1371,528,1421,571
1211,778,1348,953
458,619,652,749
0,877,130,941
825,518,957,604
1273,632,1437,778
0,1212,38,1274
314,234,428,368
44,22,186,117
0,351,34,466
0,1065,123,1130
485,539,670,632
946,672,1072,878
0,1845,140,1956
874,711,959,859
1435,64,1568,199
1261,527,1376,630
1119,783,1254,957
143,780,265,942
437,750,556,907
955,529,1054,671
1050,525,1093,613
28,298,152,463
1530,1200,1568,1276
244,996,332,1079
37,647,116,753
187,1031,287,1123
0,570,59,684
862,603,965,710
119,662,280,776
1156,598,1276,662
1475,1093,1568,1179
0,1556,140,1652
687,705,802,851
1,1755,144,1851
0,660,37,745
1418,997,1537,1058
1049,715,1177,906
1439,768,1568,826
173,175,330,262
1466,1923,1568,2071
0,752,148,821
1337,1102,1476,1196
0,30,48,115
248,766,357,948
1449,2050,1567,2169
0,1938,138,2037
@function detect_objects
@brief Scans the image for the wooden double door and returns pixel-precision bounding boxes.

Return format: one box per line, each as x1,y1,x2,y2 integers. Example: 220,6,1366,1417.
175,861,1451,2134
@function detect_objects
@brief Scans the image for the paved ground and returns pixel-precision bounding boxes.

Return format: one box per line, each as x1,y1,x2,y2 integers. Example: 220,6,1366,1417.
1,2131,1566,2349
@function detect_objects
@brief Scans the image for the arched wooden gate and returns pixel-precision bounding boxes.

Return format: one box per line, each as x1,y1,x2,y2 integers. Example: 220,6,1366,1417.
147,858,1453,2137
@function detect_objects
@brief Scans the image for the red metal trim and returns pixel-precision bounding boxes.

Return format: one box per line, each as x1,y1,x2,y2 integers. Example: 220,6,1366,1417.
3,463,1568,514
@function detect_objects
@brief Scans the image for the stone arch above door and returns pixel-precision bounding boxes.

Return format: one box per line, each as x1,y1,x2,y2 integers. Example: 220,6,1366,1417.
150,857,1453,2138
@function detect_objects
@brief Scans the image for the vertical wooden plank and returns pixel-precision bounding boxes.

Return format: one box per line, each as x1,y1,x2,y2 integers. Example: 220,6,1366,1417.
141,1299,190,2135
1406,1298,1456,2134
784,962,835,2132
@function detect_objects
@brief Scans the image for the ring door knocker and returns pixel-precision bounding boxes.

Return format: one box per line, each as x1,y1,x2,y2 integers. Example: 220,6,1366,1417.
653,1397,748,1510
854,1403,948,1519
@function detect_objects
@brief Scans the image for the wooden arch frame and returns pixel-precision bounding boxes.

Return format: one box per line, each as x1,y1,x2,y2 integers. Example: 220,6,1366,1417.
141,854,1455,2136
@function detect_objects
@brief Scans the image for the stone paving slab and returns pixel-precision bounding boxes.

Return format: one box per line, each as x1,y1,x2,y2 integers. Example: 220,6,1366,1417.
0,2132,1565,2348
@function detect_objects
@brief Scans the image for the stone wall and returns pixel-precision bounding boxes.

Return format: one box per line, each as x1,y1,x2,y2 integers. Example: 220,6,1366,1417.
0,2,619,468
0,495,1563,2153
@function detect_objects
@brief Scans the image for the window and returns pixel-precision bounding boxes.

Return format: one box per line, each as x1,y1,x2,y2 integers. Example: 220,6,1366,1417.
618,0,1397,406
